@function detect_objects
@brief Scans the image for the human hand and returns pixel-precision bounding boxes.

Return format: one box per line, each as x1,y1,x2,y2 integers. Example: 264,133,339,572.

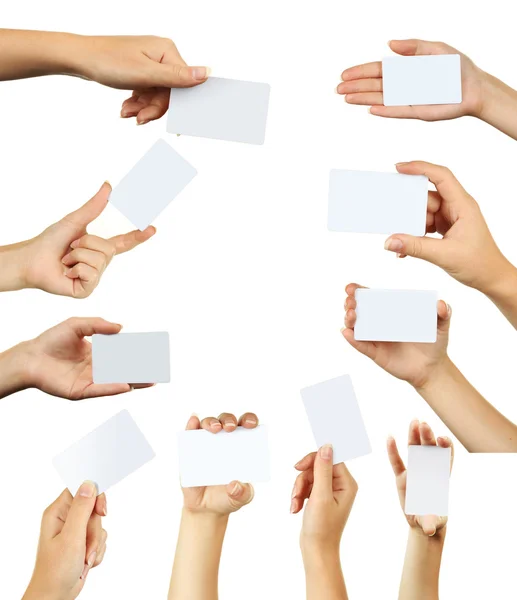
20,182,155,299
22,317,153,400
382,161,514,295
22,483,107,600
291,445,358,554
387,420,453,536
342,284,451,389
338,39,486,121
181,413,258,516
70,35,209,125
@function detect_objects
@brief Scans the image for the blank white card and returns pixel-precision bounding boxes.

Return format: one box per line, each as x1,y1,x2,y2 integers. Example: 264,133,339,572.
355,289,438,343
328,170,428,236
405,445,451,516
53,410,156,495
178,425,270,487
301,375,371,464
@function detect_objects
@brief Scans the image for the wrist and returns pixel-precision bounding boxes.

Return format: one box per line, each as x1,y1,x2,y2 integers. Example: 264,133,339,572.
0,240,33,291
181,507,229,528
408,524,447,546
412,356,454,394
0,341,34,398
481,258,517,303
301,535,340,562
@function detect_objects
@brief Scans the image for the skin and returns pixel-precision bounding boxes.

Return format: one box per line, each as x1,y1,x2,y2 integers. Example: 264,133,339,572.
338,38,517,141
291,446,358,600
389,421,453,600
343,284,517,452
0,317,153,400
168,412,258,600
0,30,209,124
23,482,108,600
0,182,155,298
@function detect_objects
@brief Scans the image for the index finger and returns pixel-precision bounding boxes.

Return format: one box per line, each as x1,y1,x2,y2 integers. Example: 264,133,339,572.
110,226,156,255
341,61,382,81
395,161,467,201
238,413,259,428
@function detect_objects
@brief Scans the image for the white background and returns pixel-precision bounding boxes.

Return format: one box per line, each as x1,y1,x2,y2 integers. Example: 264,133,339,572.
1,0,517,598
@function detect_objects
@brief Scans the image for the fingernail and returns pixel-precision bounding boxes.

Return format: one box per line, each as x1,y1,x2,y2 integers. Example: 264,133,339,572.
395,162,409,166
340,327,346,335
290,499,297,513
384,237,404,252
320,444,333,461
211,421,222,431
80,564,90,580
429,528,437,537
102,496,108,516
230,482,242,497
291,488,298,499
87,551,97,568
191,67,209,80
70,239,81,249
136,119,149,126
77,481,97,498
245,418,257,425
62,253,71,264
447,303,452,316
225,421,236,429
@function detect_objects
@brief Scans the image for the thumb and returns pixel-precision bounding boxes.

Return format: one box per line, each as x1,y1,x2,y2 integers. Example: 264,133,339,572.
312,444,334,498
389,39,444,57
384,234,447,267
226,481,254,509
152,63,210,88
419,514,439,536
62,481,98,541
64,182,111,228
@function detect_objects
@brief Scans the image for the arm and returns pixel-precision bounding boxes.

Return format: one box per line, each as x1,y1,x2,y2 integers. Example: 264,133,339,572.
302,545,348,600
479,72,517,141
0,241,30,292
399,528,445,600
483,262,517,330
0,342,30,399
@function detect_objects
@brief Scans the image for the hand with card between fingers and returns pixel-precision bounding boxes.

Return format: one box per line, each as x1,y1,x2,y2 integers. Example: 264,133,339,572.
168,412,258,600
0,317,153,400
0,182,155,299
0,30,210,125
383,161,517,330
389,421,453,600
22,482,108,600
291,445,357,600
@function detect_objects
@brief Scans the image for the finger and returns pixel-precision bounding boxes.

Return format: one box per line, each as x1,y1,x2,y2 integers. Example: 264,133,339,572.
341,61,382,81
437,300,452,334
149,63,210,88
121,99,146,118
68,234,115,257
218,412,238,432
185,414,201,430
427,191,442,214
344,295,357,312
332,462,357,496
437,436,455,471
419,514,440,536
85,512,102,569
63,182,111,228
294,451,317,471
395,161,468,202
92,529,108,567
420,422,437,446
94,493,107,517
383,232,446,266
290,470,314,513
200,416,223,433
345,308,356,329
64,263,99,285
408,419,421,446
341,327,378,361
386,436,406,477
345,283,365,296
94,534,107,566
62,481,98,541
227,481,254,508
62,248,108,272
109,226,156,254
41,489,73,538
238,413,259,428
337,78,383,95
312,444,334,499
80,383,132,399
345,92,384,106
65,317,122,338
389,39,450,57
369,105,419,119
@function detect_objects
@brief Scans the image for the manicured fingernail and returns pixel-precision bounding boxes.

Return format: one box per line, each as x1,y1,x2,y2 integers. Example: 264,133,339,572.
225,421,236,429
77,481,97,498
395,162,409,166
384,237,404,252
70,239,81,249
230,482,242,497
80,564,90,580
191,67,209,80
245,418,257,425
211,421,222,431
290,499,297,513
87,551,97,568
136,119,149,126
320,444,333,461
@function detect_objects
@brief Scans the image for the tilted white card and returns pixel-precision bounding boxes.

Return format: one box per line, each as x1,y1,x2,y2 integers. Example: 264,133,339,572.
405,445,451,516
109,139,197,230
301,375,371,464
167,77,270,145
328,170,428,236
178,425,270,487
382,54,462,106
355,289,437,343
53,410,156,495
92,332,170,384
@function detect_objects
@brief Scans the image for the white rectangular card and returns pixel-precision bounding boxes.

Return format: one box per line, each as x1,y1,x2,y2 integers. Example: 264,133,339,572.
355,289,437,343
328,170,428,236
405,445,451,516
109,139,197,230
167,77,270,145
92,332,170,384
382,54,462,106
53,410,156,495
301,375,371,464
178,425,270,487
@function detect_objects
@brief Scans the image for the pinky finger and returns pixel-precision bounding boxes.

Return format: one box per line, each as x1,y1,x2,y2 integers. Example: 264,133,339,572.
345,92,383,105
369,105,418,119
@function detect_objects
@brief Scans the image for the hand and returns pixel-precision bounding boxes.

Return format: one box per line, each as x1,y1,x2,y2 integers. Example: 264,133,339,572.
387,420,453,536
342,284,451,389
382,161,514,294
181,413,258,516
23,482,107,600
338,39,486,121
291,445,358,553
19,182,155,299
23,317,153,400
72,35,209,125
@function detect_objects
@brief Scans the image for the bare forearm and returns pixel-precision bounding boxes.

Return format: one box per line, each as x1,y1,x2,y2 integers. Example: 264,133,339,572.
0,241,31,292
302,545,348,600
399,528,445,600
168,510,228,600
0,342,31,399
416,359,517,452
479,71,517,141
483,261,517,330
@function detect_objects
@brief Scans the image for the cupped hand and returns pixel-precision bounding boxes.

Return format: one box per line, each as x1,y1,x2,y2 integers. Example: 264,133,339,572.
291,445,358,552
24,317,153,400
342,283,451,389
383,161,513,294
23,482,108,600
20,182,155,299
181,413,258,516
388,420,453,535
338,39,486,121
